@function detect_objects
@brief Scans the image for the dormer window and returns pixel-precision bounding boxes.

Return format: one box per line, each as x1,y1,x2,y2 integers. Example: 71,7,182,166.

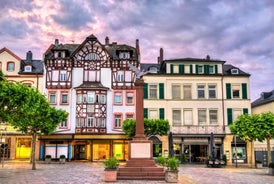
24,65,32,72
231,68,239,74
149,66,158,73
119,52,130,59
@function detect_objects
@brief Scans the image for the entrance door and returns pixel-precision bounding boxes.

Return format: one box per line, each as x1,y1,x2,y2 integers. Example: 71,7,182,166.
75,145,86,160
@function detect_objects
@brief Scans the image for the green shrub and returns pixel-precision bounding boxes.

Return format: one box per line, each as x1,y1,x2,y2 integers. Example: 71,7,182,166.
156,156,166,166
255,160,262,164
103,157,119,170
181,154,187,163
166,157,179,171
45,155,51,159
60,155,66,159
269,162,274,168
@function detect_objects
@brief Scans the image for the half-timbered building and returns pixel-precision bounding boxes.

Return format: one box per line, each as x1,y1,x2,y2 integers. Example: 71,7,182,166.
40,34,139,161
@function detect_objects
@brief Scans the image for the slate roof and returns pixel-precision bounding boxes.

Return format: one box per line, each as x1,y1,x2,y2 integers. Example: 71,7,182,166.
251,90,274,107
19,51,44,74
223,64,250,76
74,81,109,90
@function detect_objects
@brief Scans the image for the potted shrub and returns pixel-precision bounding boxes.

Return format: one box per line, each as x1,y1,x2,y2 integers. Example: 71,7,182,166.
156,156,166,167
181,153,187,164
165,157,179,183
59,155,66,164
255,160,263,168
45,155,51,164
103,157,119,182
268,162,274,175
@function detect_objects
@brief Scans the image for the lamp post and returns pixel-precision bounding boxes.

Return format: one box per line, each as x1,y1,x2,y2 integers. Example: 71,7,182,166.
234,135,238,168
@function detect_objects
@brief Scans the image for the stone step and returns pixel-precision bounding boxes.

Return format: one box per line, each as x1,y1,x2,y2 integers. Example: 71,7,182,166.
117,166,165,180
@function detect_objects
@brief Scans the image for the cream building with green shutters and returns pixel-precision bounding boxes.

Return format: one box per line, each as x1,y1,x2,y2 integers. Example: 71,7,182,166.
141,50,252,166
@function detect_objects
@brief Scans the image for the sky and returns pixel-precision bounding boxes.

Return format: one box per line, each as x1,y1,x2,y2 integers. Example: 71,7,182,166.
1,0,274,101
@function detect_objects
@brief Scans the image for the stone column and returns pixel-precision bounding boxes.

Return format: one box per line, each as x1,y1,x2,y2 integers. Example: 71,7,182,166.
134,79,145,139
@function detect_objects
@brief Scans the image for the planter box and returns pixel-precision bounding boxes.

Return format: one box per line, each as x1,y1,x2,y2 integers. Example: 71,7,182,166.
45,158,51,164
256,163,263,169
269,168,274,176
59,158,66,164
165,170,178,183
105,170,117,182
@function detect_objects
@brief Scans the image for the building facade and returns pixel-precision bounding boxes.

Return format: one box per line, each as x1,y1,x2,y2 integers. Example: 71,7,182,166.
141,50,251,166
251,90,274,165
0,47,43,160
41,35,139,161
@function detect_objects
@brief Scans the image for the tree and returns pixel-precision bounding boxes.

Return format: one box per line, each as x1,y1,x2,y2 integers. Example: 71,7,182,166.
0,81,68,170
122,118,170,139
0,70,6,81
230,112,274,164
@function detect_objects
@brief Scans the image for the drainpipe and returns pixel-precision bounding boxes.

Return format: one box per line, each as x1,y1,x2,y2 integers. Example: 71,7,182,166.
221,74,225,132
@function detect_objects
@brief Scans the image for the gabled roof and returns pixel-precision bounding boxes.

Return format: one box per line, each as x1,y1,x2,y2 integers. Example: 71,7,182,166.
0,47,22,61
251,90,274,107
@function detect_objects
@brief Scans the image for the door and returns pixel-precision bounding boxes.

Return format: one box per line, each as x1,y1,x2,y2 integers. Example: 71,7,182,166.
75,145,86,160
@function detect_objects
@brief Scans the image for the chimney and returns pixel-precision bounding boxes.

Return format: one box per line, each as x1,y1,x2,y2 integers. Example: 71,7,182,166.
105,36,109,45
136,39,140,56
26,51,32,61
206,55,210,60
55,39,59,46
158,48,163,64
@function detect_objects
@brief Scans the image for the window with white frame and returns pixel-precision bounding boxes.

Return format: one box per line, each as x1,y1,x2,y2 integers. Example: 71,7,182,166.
61,92,68,104
126,92,133,104
208,84,216,99
126,114,134,120
149,109,158,119
184,109,193,125
183,85,192,99
209,65,214,74
76,119,81,127
117,71,124,82
100,118,106,127
198,65,203,74
197,85,205,99
233,109,242,121
172,109,181,126
60,120,67,127
7,62,15,72
232,85,240,99
100,95,106,104
209,109,218,125
88,92,95,103
87,114,94,127
87,105,94,112
24,65,32,72
49,92,56,104
114,114,122,128
149,84,157,99
60,71,66,81
114,92,122,104
172,84,181,99
198,109,207,125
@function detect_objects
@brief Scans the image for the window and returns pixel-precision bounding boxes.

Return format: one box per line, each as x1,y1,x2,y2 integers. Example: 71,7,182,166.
100,95,106,104
232,85,240,99
119,52,130,59
87,114,94,127
60,120,67,127
183,85,192,99
172,110,181,126
209,109,218,125
85,53,100,60
184,109,193,125
198,109,206,125
149,84,157,99
233,109,242,121
209,66,214,74
100,118,106,127
76,119,81,127
88,92,95,103
49,92,56,104
172,84,181,99
126,93,133,104
198,65,203,74
87,105,94,112
7,62,15,72
24,66,32,72
231,68,239,74
60,71,66,81
126,114,134,120
117,72,124,82
208,85,216,99
114,93,122,104
77,94,82,103
198,85,205,99
61,92,68,104
114,114,122,128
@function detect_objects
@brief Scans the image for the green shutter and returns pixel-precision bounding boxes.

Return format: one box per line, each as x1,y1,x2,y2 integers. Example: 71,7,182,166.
204,65,209,74
159,83,164,99
144,83,148,99
226,83,231,99
215,65,218,74
243,108,248,114
242,83,247,99
227,108,233,125
144,108,148,118
170,64,174,74
190,65,193,74
195,65,199,74
179,64,184,74
159,108,165,119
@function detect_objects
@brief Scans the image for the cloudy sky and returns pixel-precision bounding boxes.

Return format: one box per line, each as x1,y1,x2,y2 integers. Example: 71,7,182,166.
1,0,274,101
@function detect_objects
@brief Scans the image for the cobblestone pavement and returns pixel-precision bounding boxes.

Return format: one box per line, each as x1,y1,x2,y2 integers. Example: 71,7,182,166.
0,160,273,184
